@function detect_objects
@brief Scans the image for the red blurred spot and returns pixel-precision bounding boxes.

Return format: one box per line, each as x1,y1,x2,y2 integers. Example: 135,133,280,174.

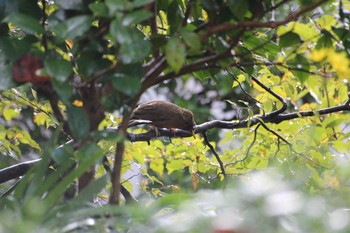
12,54,51,85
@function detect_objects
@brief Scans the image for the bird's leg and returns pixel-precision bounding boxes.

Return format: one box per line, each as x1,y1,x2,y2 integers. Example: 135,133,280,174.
150,125,161,137
169,128,177,137
192,130,196,139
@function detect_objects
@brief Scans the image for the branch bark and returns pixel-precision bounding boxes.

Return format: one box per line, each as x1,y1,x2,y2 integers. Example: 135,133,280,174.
123,94,350,141
199,0,329,41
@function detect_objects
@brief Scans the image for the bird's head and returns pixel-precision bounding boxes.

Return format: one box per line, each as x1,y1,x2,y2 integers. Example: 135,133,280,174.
182,109,196,136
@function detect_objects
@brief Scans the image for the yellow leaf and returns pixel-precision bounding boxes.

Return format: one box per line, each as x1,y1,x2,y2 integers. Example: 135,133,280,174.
65,39,73,49
14,133,23,139
34,111,48,126
72,100,83,107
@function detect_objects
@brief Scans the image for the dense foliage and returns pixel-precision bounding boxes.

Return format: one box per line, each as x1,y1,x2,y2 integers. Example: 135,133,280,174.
1,0,350,232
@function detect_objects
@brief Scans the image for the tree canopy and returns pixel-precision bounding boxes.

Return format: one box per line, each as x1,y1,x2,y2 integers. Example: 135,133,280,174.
1,0,350,232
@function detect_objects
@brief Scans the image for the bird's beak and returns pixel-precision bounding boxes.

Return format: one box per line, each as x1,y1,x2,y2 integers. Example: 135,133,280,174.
192,129,196,139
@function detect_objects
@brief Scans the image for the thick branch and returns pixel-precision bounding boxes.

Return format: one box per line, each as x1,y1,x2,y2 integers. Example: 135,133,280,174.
109,97,140,205
0,159,42,183
124,95,350,141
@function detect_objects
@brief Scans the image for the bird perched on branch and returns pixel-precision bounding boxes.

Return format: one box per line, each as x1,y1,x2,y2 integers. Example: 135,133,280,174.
130,100,196,136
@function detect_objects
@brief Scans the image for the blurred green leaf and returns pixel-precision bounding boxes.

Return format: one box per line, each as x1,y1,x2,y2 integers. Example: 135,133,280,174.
52,80,73,105
122,9,153,26
243,35,279,59
167,0,182,32
180,28,201,52
316,29,334,49
67,106,90,140
166,37,186,73
0,37,31,60
44,143,103,207
55,0,85,10
73,175,108,203
112,73,141,97
6,13,43,34
279,31,303,47
120,38,151,64
51,15,92,42
166,159,186,174
44,59,72,83
110,18,150,63
89,2,108,17
76,52,112,78
228,0,248,21
287,54,310,83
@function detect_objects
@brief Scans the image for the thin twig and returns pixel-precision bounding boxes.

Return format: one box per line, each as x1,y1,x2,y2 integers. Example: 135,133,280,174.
251,74,288,116
258,120,292,146
201,132,226,177
225,124,261,168
226,69,261,104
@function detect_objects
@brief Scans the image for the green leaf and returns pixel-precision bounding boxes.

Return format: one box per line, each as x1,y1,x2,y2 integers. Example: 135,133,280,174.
44,59,72,83
332,26,350,41
0,37,31,60
106,0,132,13
227,0,248,21
235,46,254,75
73,175,108,203
110,18,151,63
51,144,74,166
18,131,41,150
44,143,103,206
287,54,310,83
0,55,15,90
120,38,151,64
132,0,155,8
3,108,20,121
55,0,85,10
89,2,108,17
122,9,153,26
166,37,186,73
112,74,141,97
67,106,90,140
51,15,92,42
316,29,334,49
110,17,132,44
243,35,279,59
180,28,201,52
167,0,182,32
166,159,186,174
6,13,43,34
279,31,303,48
76,51,112,78
52,80,73,105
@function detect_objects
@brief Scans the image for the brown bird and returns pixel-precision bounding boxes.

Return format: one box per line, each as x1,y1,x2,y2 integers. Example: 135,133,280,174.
130,100,196,135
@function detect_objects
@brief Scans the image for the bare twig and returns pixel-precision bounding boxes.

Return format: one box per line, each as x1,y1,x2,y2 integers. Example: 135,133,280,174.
251,75,288,116
201,132,226,177
258,120,292,146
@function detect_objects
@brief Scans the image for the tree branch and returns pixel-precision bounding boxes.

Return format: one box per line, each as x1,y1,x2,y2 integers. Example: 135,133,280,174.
199,0,329,41
0,159,42,183
202,132,226,177
123,93,350,141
